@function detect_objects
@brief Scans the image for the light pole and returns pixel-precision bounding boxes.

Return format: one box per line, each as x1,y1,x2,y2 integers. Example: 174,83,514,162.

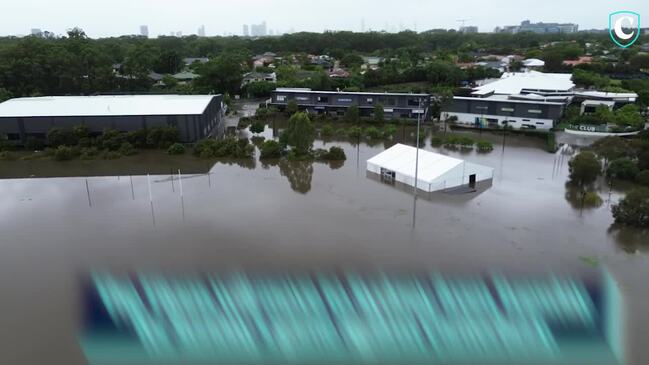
412,98,422,229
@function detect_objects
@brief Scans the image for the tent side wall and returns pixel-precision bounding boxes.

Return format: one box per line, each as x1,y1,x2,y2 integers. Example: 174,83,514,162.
428,162,494,191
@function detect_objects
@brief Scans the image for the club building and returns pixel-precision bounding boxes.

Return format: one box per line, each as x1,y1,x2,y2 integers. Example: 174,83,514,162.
442,71,640,131
442,71,575,130
270,88,431,120
0,94,225,144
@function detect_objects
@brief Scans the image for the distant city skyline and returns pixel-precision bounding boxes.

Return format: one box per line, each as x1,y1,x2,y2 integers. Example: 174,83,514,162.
6,0,649,38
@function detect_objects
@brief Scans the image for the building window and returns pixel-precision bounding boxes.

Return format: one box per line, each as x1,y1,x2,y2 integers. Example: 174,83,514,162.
296,96,309,101
475,106,488,110
317,96,329,103
528,109,542,114
407,99,420,107
501,107,514,112
367,97,373,104
276,95,286,102
338,98,352,103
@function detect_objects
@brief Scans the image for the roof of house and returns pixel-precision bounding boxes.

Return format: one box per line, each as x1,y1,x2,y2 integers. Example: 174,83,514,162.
472,71,575,96
172,71,199,80
183,57,209,65
0,95,218,118
523,58,545,67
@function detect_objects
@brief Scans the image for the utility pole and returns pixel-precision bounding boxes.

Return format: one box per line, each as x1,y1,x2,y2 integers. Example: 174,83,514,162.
412,98,422,229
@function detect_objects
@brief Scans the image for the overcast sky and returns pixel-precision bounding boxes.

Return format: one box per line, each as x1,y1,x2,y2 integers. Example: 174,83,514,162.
2,0,648,38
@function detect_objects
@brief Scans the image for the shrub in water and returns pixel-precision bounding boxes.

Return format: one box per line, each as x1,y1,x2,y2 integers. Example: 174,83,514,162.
259,140,283,159
346,126,363,139
321,124,335,137
53,145,74,161
476,140,494,152
325,146,346,161
365,126,383,140
167,143,186,155
249,121,265,134
118,142,137,156
382,125,397,138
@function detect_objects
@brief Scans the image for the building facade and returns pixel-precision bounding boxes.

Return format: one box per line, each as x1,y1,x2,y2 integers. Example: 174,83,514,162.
0,95,224,145
442,96,567,130
270,89,430,120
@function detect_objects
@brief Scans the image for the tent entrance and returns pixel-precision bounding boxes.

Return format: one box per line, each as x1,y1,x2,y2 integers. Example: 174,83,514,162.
469,174,477,189
380,168,396,184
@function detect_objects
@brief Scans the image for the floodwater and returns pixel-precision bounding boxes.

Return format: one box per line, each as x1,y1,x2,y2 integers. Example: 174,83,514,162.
0,124,648,364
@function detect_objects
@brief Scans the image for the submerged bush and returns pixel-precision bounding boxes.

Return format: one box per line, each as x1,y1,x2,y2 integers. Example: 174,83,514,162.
0,151,16,161
167,143,186,155
249,121,265,134
364,126,383,140
53,145,73,161
324,146,346,161
194,138,254,159
118,142,137,156
79,147,100,160
382,125,398,138
476,140,494,152
321,124,335,137
259,140,283,159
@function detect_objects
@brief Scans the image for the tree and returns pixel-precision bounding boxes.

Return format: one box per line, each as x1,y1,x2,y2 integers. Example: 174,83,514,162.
249,121,265,134
373,103,384,123
281,112,315,157
607,158,639,180
345,104,360,123
614,104,643,128
194,55,244,95
592,137,632,163
286,100,299,115
612,187,649,227
341,54,364,68
568,152,601,187
0,88,12,103
154,49,182,74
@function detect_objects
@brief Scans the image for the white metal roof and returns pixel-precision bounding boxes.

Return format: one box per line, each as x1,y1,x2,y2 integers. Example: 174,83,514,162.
523,58,545,67
367,144,464,183
472,71,575,96
0,95,217,118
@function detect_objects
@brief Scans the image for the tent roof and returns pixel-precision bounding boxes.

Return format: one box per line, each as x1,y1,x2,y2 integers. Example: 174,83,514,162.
367,144,464,183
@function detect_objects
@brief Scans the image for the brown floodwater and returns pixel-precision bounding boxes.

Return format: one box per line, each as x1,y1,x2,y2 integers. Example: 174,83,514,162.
0,124,648,364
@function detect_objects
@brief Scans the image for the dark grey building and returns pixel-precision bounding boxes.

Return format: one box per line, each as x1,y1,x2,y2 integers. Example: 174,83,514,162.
270,88,431,120
0,94,224,144
442,96,568,130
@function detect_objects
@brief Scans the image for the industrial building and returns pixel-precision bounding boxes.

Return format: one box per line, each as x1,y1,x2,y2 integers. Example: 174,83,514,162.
367,143,494,193
270,88,431,120
0,94,224,144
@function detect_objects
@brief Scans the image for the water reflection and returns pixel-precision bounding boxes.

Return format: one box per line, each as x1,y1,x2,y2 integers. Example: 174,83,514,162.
609,225,649,253
564,183,604,210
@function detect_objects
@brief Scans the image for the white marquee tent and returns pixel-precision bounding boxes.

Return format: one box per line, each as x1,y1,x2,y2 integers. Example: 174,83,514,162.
367,144,494,193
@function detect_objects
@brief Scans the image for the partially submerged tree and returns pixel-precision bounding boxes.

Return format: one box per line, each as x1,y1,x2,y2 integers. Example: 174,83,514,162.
612,187,649,228
280,112,315,157
568,152,601,187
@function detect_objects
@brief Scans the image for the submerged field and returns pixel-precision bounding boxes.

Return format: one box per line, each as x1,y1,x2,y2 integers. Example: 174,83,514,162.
0,124,648,364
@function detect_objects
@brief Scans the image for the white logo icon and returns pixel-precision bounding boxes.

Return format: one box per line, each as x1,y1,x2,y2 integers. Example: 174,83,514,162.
613,16,635,40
